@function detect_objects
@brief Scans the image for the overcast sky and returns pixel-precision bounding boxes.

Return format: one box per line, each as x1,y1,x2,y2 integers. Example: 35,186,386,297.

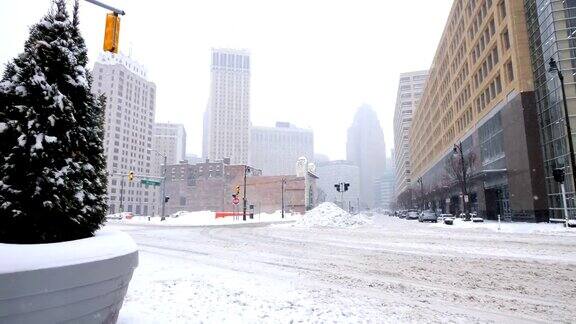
0,0,452,161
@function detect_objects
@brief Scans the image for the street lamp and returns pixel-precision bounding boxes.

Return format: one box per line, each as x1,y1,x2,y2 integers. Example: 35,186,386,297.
416,177,423,210
453,142,470,220
281,178,287,219
148,148,167,221
549,57,576,216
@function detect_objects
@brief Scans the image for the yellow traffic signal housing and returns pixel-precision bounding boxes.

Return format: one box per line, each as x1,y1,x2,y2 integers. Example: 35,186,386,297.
103,13,120,53
128,171,134,181
235,185,241,195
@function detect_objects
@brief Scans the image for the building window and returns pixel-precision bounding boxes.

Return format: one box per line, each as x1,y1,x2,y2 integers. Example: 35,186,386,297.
501,28,510,50
505,60,514,82
498,0,506,22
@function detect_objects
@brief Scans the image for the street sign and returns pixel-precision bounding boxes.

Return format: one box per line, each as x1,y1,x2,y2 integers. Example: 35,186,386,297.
464,195,469,203
232,197,240,205
140,179,161,186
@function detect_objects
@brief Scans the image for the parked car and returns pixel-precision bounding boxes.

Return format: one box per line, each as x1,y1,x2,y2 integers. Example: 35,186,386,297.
439,213,453,220
170,211,187,218
419,210,438,222
105,212,133,220
406,211,420,220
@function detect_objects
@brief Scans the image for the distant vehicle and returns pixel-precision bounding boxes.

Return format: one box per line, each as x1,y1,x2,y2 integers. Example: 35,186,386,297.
472,215,484,222
106,213,123,220
419,210,438,222
406,211,419,220
170,211,187,218
439,213,453,220
443,216,455,225
105,212,133,220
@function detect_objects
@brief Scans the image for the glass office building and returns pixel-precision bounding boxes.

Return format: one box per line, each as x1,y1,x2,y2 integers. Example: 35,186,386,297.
525,0,576,220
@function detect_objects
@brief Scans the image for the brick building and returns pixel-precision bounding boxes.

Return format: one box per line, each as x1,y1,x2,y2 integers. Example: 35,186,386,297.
164,159,317,215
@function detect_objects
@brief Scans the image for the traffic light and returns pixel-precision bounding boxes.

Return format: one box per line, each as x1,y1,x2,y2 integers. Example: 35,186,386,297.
334,184,341,192
164,196,170,203
553,168,566,183
128,171,134,181
103,13,121,53
344,183,350,192
235,185,241,195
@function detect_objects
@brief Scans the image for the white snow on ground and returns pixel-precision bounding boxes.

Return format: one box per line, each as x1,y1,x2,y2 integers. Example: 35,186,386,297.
110,215,576,323
107,210,299,227
432,217,576,235
294,202,371,228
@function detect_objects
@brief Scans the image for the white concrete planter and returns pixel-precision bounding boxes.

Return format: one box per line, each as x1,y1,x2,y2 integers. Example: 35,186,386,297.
0,230,138,324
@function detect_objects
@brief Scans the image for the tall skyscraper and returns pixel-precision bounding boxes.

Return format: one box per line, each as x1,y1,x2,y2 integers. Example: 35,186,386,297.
393,70,428,201
92,53,157,215
204,48,250,164
152,123,186,169
249,122,314,175
346,104,387,208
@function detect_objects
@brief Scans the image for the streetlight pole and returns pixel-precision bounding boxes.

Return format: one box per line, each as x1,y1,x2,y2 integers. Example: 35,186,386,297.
454,142,470,219
417,177,423,210
243,165,250,221
281,178,286,218
549,57,576,218
148,149,168,221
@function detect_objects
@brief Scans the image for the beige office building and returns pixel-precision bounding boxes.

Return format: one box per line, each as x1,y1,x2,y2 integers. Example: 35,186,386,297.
393,70,428,201
152,123,187,170
203,48,250,165
407,0,547,221
92,53,158,215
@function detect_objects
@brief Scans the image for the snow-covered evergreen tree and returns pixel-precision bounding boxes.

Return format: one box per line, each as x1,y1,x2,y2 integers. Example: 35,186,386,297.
0,0,107,243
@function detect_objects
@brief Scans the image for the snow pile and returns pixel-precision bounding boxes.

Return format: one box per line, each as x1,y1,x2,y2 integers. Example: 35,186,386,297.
296,202,371,228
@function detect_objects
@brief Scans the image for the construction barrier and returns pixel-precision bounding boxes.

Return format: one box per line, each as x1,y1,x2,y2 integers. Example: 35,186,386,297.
215,211,254,219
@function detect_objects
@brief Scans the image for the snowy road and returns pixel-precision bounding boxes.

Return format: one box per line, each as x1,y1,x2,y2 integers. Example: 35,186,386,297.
109,217,576,323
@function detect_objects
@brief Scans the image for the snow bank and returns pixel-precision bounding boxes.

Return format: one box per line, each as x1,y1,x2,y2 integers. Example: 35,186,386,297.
0,229,137,274
295,202,371,228
107,210,299,227
433,218,576,235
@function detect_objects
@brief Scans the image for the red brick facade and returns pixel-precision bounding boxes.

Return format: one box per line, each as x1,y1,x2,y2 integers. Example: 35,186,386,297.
164,160,317,215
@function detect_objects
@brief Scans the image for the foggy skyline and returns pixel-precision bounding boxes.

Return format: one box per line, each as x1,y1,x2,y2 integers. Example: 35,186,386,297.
0,0,453,160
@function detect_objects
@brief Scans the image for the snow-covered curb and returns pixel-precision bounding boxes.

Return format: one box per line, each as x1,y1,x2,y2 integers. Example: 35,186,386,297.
0,230,138,323
432,218,576,235
0,229,137,274
107,211,302,227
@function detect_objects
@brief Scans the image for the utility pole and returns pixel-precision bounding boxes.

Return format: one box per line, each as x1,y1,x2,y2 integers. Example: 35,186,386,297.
243,166,250,221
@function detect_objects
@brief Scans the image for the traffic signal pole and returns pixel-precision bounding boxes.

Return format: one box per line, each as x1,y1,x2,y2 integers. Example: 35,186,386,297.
119,177,124,212
161,154,167,221
84,0,125,15
243,166,249,221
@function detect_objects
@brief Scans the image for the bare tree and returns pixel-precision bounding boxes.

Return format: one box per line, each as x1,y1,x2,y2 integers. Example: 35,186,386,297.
445,151,476,219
